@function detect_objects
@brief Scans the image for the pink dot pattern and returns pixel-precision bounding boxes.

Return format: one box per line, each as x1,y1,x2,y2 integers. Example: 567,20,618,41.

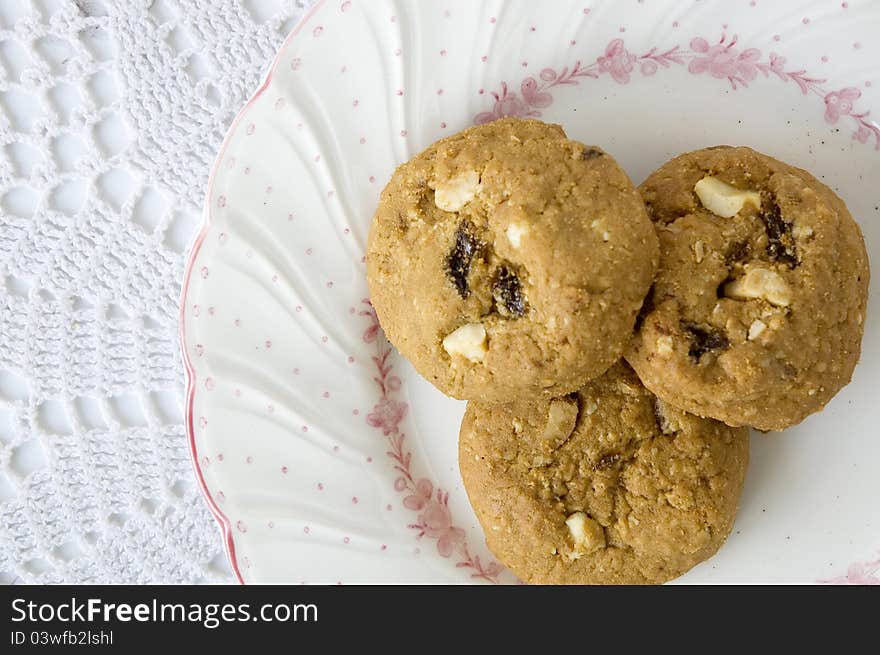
185,0,879,584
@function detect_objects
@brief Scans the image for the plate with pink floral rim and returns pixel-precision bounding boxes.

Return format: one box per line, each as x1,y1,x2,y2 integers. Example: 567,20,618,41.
181,0,880,584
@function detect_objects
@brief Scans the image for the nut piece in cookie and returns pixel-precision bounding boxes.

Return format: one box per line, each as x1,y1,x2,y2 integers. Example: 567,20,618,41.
628,145,869,430
565,512,606,559
747,319,767,341
459,362,749,584
542,396,578,449
694,176,761,218
434,170,480,212
723,266,791,307
442,323,488,363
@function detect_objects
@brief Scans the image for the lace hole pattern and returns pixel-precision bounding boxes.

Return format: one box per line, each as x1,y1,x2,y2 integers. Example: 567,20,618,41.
0,0,312,583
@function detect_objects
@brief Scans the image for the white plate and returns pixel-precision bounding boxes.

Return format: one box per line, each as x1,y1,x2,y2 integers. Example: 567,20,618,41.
181,0,880,584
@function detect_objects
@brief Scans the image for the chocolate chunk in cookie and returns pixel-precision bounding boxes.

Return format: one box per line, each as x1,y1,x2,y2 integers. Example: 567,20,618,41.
445,221,482,298
684,323,730,361
760,197,798,267
491,265,526,317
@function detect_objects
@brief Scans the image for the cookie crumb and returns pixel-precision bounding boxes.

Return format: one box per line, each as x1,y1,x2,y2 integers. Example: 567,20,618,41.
656,335,674,356
506,222,528,248
792,224,814,239
747,319,767,340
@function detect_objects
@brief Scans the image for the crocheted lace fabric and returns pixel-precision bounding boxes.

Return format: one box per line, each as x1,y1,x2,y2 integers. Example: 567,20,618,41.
0,0,311,583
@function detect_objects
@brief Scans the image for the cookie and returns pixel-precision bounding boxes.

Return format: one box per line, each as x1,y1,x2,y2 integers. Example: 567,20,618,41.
367,118,658,402
459,362,749,585
627,146,869,431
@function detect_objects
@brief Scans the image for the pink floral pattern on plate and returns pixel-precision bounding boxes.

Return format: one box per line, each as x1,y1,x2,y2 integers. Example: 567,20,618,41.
185,1,879,584
359,301,502,583
475,33,880,150
474,30,879,582
820,556,880,585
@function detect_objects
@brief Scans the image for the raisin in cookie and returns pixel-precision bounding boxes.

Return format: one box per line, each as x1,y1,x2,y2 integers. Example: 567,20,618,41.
626,146,869,431
367,118,658,402
459,362,749,585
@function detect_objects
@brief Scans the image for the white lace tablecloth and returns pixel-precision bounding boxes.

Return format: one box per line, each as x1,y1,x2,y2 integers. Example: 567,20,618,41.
0,0,313,584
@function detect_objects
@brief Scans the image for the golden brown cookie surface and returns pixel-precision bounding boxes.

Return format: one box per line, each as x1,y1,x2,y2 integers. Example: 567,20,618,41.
367,118,658,402
459,362,749,585
627,146,869,430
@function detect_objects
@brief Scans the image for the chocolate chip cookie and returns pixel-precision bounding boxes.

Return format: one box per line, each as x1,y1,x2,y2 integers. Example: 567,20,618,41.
459,362,749,585
367,118,658,402
627,146,869,431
